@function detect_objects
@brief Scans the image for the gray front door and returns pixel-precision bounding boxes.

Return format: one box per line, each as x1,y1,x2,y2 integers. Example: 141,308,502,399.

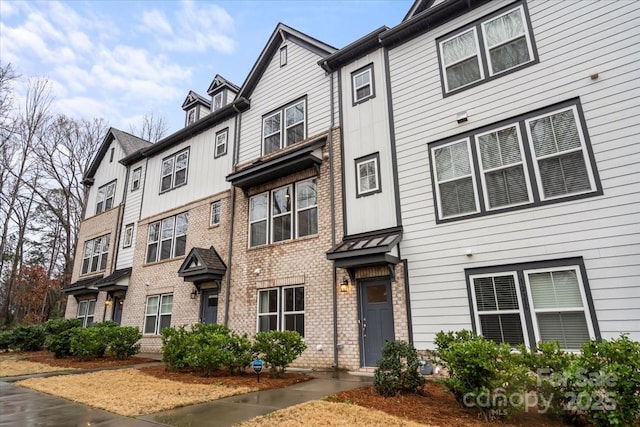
201,289,219,324
360,279,395,366
112,296,123,325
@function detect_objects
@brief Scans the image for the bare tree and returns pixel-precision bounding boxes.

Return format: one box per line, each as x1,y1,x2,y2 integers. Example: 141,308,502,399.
128,112,167,142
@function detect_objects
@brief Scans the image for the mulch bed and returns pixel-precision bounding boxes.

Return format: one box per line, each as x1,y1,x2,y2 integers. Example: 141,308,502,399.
139,365,312,390
16,351,159,369
328,380,570,427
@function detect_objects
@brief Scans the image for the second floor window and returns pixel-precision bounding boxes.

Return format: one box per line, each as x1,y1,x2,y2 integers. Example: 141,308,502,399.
160,149,189,193
356,153,381,197
210,200,221,226
146,213,188,263
81,235,110,274
215,129,228,158
352,64,375,104
131,167,141,191
96,181,116,214
262,99,306,155
249,178,317,247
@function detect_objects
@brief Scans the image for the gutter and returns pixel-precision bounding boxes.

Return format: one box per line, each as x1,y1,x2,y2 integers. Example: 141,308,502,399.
328,70,339,371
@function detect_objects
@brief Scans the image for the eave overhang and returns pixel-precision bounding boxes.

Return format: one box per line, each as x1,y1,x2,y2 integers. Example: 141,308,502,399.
61,275,103,297
327,226,403,274
178,247,227,285
226,136,326,193
94,268,131,292
319,26,389,72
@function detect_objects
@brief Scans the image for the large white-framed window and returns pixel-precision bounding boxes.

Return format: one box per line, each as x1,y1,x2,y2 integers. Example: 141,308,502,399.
355,153,381,197
352,64,375,104
131,167,142,191
257,286,304,337
525,106,596,201
249,179,318,247
210,200,221,226
77,300,96,327
81,235,110,274
146,213,188,264
160,149,189,193
96,181,116,214
466,259,598,351
215,128,228,158
432,139,480,219
438,2,536,95
429,100,600,222
123,223,134,248
262,98,306,155
144,294,172,335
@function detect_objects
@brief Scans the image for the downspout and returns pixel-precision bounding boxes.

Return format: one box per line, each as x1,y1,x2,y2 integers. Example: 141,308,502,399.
224,105,242,326
327,65,339,371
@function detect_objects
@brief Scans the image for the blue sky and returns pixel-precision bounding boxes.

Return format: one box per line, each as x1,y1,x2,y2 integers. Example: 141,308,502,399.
0,0,412,135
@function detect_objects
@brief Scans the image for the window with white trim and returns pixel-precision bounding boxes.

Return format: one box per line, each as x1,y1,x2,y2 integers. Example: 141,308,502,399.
257,286,304,337
81,235,110,274
210,200,221,226
131,167,141,191
160,149,189,192
186,108,196,125
215,128,228,158
262,99,306,155
430,101,600,222
467,259,598,350
352,64,374,104
146,213,188,263
212,92,223,111
144,294,172,335
96,181,116,214
356,153,381,197
438,3,536,95
123,223,134,248
77,300,96,327
249,179,318,247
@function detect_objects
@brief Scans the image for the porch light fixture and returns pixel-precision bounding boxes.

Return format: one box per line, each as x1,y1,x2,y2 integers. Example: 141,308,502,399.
190,287,199,299
340,277,349,293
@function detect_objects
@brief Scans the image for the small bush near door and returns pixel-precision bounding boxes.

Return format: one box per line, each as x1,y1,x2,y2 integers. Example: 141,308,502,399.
107,326,142,359
70,322,141,361
253,330,307,378
373,340,425,397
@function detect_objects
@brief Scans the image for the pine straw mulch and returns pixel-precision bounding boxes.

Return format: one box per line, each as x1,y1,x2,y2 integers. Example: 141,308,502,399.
326,381,571,427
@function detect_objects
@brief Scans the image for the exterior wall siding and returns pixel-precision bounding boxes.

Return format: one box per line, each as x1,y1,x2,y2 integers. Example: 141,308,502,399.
116,159,147,270
388,0,640,348
85,139,128,219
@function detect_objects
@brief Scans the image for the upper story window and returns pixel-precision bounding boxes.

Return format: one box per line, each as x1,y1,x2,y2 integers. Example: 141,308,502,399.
146,213,188,263
262,99,306,156
123,223,134,248
280,45,287,67
438,2,536,95
186,108,196,125
430,100,601,222
215,128,228,158
210,200,221,226
212,92,223,111
160,149,189,193
109,147,115,162
355,153,381,197
249,178,317,247
96,181,116,214
352,64,375,104
131,167,142,191
81,235,110,274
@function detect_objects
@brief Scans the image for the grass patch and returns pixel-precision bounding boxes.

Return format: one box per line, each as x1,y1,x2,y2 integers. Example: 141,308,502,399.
0,354,77,377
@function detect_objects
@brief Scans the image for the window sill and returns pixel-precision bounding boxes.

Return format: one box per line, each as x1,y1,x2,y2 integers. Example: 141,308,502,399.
209,223,221,230
248,233,319,251
79,270,106,278
159,182,188,195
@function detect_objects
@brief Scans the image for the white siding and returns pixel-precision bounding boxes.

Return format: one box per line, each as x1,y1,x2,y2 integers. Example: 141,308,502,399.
141,119,235,219
238,40,331,163
388,0,640,348
116,159,146,270
85,138,128,219
340,49,397,234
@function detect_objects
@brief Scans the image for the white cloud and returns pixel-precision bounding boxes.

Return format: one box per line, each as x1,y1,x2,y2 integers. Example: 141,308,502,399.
141,9,173,35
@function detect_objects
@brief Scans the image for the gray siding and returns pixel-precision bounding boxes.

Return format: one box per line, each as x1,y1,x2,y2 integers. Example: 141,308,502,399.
388,0,640,348
116,159,146,270
85,139,128,219
238,40,331,164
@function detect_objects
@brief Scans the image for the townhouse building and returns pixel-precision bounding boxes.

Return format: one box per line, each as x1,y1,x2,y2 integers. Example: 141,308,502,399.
64,0,639,370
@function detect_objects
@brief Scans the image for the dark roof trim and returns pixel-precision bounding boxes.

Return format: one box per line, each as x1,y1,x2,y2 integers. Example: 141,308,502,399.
178,247,227,284
237,23,337,99
403,0,436,22
334,253,400,269
380,0,491,48
62,275,103,296
319,26,389,72
207,74,240,95
85,128,152,181
94,268,131,289
226,136,326,191
121,97,250,164
327,226,402,260
182,90,212,110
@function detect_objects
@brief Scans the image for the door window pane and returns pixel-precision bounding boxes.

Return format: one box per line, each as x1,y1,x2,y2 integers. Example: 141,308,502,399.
366,285,387,303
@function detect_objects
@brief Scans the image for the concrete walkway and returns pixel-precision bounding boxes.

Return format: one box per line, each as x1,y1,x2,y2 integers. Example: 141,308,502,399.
1,368,372,427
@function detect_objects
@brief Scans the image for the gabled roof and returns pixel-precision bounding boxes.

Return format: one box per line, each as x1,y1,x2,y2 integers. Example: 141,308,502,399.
237,23,337,100
182,90,212,111
207,74,240,96
84,128,152,184
94,268,131,292
403,0,436,22
178,246,227,285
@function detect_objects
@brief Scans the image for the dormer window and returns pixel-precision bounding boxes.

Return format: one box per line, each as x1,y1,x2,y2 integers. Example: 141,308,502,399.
212,92,224,111
186,108,196,125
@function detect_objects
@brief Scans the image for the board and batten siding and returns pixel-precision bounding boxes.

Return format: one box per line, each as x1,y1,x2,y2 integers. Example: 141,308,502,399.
85,139,128,219
387,0,640,348
140,119,235,220
115,159,146,270
340,49,397,234
238,40,332,164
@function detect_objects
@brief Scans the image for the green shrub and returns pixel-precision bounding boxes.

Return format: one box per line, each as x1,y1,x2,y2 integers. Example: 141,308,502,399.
185,325,229,376
223,332,253,374
43,318,81,358
435,331,529,421
373,340,425,397
161,326,193,370
0,330,14,352
433,329,474,353
8,325,46,352
70,326,109,360
253,330,306,378
107,326,141,359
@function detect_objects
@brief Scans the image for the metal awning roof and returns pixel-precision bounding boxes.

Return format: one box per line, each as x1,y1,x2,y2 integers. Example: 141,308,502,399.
326,226,403,269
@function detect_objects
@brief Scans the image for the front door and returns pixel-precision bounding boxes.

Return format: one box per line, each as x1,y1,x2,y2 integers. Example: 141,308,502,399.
112,296,123,325
201,289,219,324
360,279,395,367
